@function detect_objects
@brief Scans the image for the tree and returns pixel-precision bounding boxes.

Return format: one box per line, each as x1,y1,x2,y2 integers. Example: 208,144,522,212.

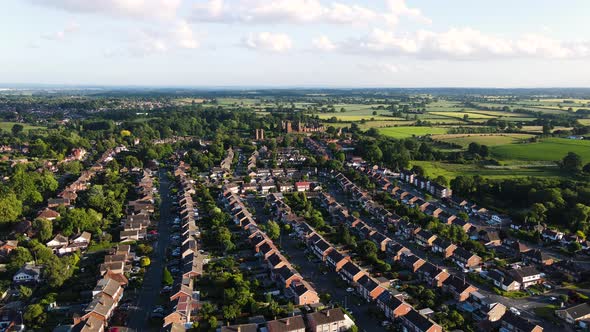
561,152,583,172
266,221,280,240
23,303,45,328
136,243,153,256
0,193,22,223
8,247,33,272
207,316,218,330
528,203,548,224
358,240,377,259
434,175,449,186
19,285,32,300
222,304,240,322
162,267,174,286
140,257,151,267
11,124,24,136
33,218,53,242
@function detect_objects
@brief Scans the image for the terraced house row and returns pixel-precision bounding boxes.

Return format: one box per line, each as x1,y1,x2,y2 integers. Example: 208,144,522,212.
71,167,154,332
328,174,545,332
221,186,320,306
164,162,206,331
267,193,443,332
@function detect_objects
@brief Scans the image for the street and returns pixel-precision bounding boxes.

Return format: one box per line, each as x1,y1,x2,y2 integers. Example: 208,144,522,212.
281,233,386,332
127,168,173,331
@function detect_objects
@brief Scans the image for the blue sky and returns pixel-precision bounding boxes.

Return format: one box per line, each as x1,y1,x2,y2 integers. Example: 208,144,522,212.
2,0,590,87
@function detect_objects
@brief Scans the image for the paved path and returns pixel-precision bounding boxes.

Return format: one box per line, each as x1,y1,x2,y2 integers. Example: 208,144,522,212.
128,168,172,331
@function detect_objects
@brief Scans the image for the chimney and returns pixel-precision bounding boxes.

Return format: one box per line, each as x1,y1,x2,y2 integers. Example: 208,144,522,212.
326,310,330,317
286,318,290,325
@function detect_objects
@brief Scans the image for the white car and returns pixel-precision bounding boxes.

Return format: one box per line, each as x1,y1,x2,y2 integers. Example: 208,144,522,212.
346,287,354,292
510,307,521,315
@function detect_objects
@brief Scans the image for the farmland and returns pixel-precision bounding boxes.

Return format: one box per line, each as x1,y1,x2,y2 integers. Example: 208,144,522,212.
411,161,565,180
490,138,590,163
433,134,535,147
0,121,44,133
379,126,449,138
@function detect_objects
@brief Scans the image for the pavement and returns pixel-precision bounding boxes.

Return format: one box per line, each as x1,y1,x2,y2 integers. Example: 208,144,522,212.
127,168,172,331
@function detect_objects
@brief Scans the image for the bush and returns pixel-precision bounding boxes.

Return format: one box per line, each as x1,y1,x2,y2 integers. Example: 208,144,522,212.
140,257,151,267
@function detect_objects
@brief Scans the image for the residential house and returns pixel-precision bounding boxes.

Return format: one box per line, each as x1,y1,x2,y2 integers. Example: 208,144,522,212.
541,229,564,242
556,303,590,326
415,229,437,247
289,280,319,305
486,270,520,292
399,309,443,332
356,275,386,301
400,253,426,273
306,308,355,332
220,324,258,332
442,275,477,302
326,250,350,272
266,315,306,332
388,242,411,261
13,263,41,284
339,261,366,283
522,249,553,266
500,312,543,332
37,208,60,221
376,292,412,320
451,247,481,270
431,238,457,258
370,232,391,252
507,266,542,289
415,262,449,288
273,266,301,289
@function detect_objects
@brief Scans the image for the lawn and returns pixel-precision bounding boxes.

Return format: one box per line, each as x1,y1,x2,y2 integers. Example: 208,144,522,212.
378,126,449,138
433,134,535,147
0,121,44,133
491,137,590,163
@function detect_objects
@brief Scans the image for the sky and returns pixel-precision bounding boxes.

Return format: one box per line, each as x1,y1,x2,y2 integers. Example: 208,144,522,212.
2,0,590,88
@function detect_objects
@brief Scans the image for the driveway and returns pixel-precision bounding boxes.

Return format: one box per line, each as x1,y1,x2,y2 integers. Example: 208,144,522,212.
127,168,173,331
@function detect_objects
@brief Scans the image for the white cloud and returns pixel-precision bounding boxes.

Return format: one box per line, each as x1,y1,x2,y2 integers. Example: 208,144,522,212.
28,0,182,20
172,21,201,49
41,22,80,40
191,0,428,26
122,22,202,57
358,62,401,73
243,32,293,52
386,0,431,24
342,27,590,60
312,35,337,51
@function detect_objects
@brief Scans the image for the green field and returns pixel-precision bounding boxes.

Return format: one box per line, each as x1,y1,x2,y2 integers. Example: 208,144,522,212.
491,137,590,163
0,122,44,133
430,111,494,119
434,134,535,147
411,161,565,180
379,126,449,138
